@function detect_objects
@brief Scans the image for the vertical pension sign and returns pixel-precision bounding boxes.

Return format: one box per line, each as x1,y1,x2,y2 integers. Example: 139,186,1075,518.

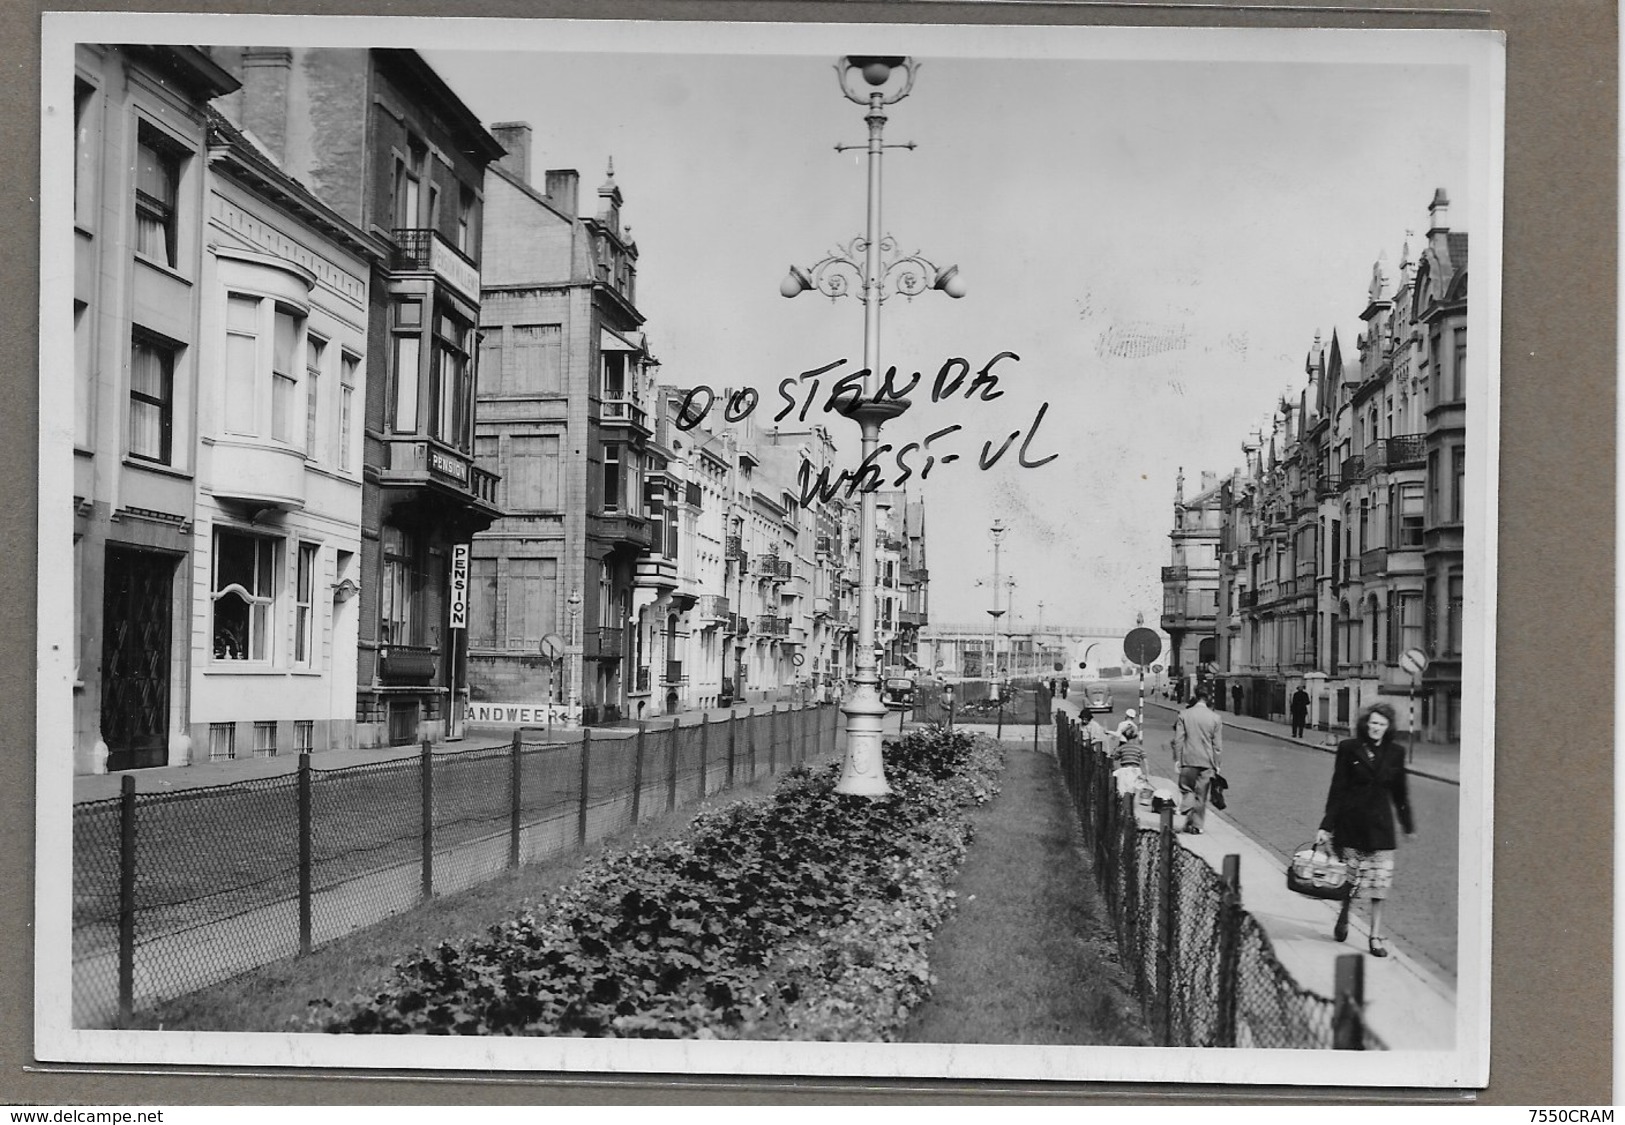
449,543,470,630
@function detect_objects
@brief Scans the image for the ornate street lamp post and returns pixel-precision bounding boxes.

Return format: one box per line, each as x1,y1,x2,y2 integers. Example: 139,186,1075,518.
566,588,582,717
781,55,964,797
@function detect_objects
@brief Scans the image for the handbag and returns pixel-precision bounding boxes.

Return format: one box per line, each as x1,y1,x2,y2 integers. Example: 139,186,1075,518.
1209,772,1229,810
1286,839,1354,900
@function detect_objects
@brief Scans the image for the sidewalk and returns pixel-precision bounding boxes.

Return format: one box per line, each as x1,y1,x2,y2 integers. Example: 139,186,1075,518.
71,699,824,805
1135,694,1461,786
1049,696,1457,1051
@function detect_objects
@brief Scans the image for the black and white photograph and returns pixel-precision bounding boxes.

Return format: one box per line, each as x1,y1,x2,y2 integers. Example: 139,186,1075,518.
35,12,1503,1089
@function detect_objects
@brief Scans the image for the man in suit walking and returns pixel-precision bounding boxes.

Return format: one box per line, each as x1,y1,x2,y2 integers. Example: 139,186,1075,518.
1290,685,1311,738
1172,687,1225,834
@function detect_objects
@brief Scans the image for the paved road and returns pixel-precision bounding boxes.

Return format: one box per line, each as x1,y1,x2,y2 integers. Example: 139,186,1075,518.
1093,680,1459,983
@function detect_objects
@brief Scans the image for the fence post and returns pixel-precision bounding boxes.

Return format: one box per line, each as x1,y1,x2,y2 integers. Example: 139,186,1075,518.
632,721,646,825
747,707,757,781
1216,853,1243,1048
508,731,522,870
299,752,313,955
1157,802,1175,1046
727,711,737,789
117,774,135,1028
1333,953,1367,1049
1120,792,1139,955
698,714,710,800
577,727,593,847
666,719,679,812
420,739,434,902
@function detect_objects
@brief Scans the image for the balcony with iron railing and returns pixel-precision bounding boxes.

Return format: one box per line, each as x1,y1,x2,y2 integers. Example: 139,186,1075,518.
696,593,730,621
774,557,794,580
378,437,500,512
1238,589,1258,610
725,534,744,559
1339,455,1365,488
598,392,650,433
391,228,480,302
728,613,750,637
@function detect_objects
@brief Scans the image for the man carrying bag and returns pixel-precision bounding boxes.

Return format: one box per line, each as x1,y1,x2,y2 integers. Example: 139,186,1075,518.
1172,687,1225,834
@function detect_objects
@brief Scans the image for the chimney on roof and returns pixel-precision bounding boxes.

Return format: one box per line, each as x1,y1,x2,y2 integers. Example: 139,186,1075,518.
544,169,580,216
489,122,532,184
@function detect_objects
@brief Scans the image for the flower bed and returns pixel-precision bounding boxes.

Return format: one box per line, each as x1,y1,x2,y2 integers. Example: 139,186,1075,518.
312,726,1003,1040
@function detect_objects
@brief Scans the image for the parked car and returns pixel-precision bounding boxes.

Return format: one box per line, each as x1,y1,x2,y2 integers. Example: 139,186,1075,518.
1083,682,1113,713
882,676,916,711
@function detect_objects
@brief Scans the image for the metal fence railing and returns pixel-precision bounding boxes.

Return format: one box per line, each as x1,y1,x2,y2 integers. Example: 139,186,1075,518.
1054,712,1383,1050
72,702,841,1029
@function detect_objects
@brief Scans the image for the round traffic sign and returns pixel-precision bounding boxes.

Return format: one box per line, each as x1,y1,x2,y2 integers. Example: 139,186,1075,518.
1399,647,1429,676
1123,627,1163,667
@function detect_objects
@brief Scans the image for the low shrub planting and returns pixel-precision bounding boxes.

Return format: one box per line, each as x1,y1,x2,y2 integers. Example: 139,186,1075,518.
310,725,1002,1040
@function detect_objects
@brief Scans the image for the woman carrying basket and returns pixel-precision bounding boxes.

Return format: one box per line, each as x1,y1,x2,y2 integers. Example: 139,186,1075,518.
1316,701,1415,958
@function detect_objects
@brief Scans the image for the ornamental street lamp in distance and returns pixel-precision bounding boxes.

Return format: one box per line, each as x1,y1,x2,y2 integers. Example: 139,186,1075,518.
781,55,964,798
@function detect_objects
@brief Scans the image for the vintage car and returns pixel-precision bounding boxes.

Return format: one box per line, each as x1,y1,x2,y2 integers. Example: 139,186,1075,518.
881,676,917,711
1083,682,1114,714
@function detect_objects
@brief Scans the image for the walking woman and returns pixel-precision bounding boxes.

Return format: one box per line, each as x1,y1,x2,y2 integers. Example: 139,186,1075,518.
1315,701,1415,957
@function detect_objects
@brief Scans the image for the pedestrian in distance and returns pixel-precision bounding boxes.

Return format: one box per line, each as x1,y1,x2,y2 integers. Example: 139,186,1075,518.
1171,688,1224,834
1317,701,1414,958
1231,681,1244,716
1290,685,1311,738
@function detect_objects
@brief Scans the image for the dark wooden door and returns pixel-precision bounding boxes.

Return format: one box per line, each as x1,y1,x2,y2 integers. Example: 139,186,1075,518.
100,547,175,771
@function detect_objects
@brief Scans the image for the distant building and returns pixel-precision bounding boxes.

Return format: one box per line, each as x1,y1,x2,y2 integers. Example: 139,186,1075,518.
468,122,657,726
1201,189,1467,742
1161,469,1222,695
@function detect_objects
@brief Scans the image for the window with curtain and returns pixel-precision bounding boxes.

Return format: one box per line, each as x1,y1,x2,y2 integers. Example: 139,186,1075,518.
432,309,472,449
213,529,277,662
381,524,420,646
294,541,319,666
134,125,181,267
128,332,174,464
304,335,325,459
224,293,259,436
271,307,301,443
339,353,358,471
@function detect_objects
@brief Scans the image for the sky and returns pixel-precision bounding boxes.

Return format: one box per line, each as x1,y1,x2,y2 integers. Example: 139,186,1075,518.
418,22,1496,636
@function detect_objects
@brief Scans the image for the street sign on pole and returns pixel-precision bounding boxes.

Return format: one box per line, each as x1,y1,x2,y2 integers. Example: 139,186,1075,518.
1124,627,1162,668
1122,627,1162,749
1398,648,1429,765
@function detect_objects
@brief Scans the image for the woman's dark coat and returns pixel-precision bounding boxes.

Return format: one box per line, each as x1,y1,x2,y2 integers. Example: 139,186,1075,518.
1319,736,1414,852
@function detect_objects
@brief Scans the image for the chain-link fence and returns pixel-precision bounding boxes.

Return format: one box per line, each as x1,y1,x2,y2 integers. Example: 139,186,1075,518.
1055,713,1385,1050
72,702,841,1029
